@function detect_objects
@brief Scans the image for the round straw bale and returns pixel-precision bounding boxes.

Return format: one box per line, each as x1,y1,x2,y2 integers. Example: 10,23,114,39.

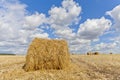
110,53,112,54
94,52,99,55
87,52,92,55
23,38,70,71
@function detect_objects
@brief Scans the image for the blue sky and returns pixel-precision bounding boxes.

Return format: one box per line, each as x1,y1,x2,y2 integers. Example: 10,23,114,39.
0,0,120,54
20,0,120,21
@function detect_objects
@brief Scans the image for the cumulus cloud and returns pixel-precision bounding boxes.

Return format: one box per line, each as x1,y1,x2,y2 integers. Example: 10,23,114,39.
0,0,82,54
104,5,120,53
69,38,91,53
91,42,119,53
0,0,26,40
48,0,81,39
78,17,112,40
47,0,85,53
0,0,118,54
70,17,112,53
106,5,120,31
0,0,49,54
31,33,49,38
23,12,47,30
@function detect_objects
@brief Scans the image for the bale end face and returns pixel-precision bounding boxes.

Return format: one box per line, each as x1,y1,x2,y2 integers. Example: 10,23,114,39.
23,38,70,71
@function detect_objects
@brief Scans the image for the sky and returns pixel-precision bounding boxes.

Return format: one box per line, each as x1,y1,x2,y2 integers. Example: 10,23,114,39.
0,0,120,54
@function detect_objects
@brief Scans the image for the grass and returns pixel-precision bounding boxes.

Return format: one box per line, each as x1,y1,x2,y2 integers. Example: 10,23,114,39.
0,54,120,80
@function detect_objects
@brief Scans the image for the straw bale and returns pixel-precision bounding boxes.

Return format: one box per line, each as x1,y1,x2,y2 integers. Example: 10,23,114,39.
23,38,70,71
87,52,92,55
110,53,113,54
94,52,99,55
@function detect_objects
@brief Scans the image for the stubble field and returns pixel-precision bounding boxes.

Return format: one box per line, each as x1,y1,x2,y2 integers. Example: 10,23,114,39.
0,54,120,80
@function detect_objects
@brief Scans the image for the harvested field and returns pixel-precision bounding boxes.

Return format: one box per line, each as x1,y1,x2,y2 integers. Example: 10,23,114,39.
0,54,120,80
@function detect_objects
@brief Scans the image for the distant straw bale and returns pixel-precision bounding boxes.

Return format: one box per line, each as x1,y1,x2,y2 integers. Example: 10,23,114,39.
87,52,99,55
87,52,92,55
110,53,113,54
94,52,99,55
23,38,70,71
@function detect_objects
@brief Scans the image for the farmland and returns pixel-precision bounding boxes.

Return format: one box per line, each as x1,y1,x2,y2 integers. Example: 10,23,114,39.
0,54,120,80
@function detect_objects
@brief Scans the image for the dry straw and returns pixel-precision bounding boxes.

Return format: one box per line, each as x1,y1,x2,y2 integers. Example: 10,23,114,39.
94,52,99,55
23,38,70,71
110,53,113,54
87,52,92,55
87,52,99,55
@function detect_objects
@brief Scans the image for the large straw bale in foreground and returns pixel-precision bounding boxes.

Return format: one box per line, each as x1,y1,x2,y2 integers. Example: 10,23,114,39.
23,38,70,71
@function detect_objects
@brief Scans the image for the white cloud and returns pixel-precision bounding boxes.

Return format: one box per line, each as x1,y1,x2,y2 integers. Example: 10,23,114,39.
0,0,81,54
98,42,117,50
78,17,112,40
91,42,119,53
47,0,84,53
69,38,91,53
0,0,49,54
23,12,47,30
70,42,91,54
106,5,120,31
31,33,49,38
0,0,26,40
48,0,81,39
104,5,120,53
0,0,119,54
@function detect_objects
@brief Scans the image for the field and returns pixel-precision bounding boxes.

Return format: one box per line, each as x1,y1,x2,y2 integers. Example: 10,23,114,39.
0,54,120,80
